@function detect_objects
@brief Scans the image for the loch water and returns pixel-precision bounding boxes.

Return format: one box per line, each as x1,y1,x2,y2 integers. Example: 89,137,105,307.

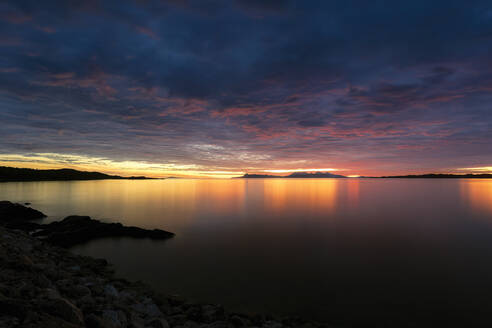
2,178,492,326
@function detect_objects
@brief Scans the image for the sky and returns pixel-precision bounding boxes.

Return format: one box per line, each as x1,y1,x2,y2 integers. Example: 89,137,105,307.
1,0,492,177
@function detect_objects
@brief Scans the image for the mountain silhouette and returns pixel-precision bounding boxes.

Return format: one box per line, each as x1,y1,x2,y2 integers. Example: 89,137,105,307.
0,166,152,182
239,172,347,178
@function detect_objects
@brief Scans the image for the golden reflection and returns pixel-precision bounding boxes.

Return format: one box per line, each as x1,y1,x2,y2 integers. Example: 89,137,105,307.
461,179,492,215
346,179,360,205
193,180,247,216
262,179,339,216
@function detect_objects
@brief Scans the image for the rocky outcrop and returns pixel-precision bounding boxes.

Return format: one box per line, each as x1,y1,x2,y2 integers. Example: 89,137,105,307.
0,201,46,222
0,201,174,248
0,226,331,328
32,215,174,247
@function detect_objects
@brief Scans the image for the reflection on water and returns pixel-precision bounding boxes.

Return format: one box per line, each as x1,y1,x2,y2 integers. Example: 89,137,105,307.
461,179,492,216
2,178,492,327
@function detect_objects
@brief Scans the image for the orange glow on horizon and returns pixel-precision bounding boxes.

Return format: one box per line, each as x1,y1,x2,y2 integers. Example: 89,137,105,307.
2,152,490,179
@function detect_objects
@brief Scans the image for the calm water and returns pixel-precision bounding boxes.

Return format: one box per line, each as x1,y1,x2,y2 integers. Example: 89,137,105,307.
2,179,492,326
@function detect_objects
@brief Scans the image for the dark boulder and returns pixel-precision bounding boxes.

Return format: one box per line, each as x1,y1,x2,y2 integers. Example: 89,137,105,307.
0,201,174,248
0,201,46,223
33,215,174,247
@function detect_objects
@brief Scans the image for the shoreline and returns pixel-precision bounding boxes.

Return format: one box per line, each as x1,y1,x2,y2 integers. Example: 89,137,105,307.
0,204,332,328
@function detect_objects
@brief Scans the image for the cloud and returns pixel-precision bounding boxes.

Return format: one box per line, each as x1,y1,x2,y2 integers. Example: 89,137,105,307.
0,0,491,176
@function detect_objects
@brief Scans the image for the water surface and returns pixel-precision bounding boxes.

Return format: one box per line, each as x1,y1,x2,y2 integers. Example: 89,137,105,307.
2,178,492,327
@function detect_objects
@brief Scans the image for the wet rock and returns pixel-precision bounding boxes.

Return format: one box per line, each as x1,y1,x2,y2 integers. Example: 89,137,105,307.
42,297,84,325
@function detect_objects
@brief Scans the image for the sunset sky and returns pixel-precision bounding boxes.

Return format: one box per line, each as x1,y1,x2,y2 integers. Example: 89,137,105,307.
1,0,492,177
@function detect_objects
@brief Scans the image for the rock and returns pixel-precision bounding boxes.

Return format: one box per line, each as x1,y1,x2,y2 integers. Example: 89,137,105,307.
25,311,84,328
78,294,95,307
182,321,200,328
0,201,46,222
230,315,247,327
262,321,283,328
119,290,137,303
131,301,163,318
69,265,81,271
65,285,91,299
147,318,170,328
0,207,328,328
203,321,231,328
42,297,84,325
35,274,52,288
18,254,34,268
104,284,119,298
0,315,19,327
201,304,224,323
42,288,61,299
86,313,112,328
0,292,29,319
168,314,187,326
102,309,128,328
129,311,146,327
32,215,174,247
0,202,174,247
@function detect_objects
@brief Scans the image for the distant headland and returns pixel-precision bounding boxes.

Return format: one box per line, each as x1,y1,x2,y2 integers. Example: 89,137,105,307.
0,166,154,182
379,173,492,179
239,172,492,179
239,172,347,178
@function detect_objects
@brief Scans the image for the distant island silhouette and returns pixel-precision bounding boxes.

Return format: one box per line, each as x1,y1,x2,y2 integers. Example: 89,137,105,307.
240,172,347,178
2,166,492,181
380,173,492,179
0,166,154,182
240,172,492,179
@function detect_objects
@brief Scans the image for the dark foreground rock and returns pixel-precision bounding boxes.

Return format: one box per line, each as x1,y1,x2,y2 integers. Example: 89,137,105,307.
0,201,174,247
0,201,46,222
33,215,175,247
0,226,332,328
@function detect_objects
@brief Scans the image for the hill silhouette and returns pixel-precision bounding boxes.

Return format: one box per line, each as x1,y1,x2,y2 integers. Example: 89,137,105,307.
239,172,347,178
381,173,492,179
0,166,152,182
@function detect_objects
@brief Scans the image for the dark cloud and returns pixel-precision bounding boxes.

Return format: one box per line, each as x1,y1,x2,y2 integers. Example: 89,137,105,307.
0,0,492,174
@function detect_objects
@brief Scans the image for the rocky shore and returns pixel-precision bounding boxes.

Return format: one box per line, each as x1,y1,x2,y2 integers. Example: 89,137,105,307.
0,201,174,248
0,202,332,328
